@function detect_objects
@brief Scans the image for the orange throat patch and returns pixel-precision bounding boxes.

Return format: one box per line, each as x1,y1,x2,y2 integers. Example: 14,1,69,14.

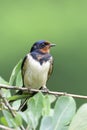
40,46,50,53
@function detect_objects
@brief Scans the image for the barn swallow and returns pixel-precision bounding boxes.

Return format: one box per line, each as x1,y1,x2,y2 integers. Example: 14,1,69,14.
20,40,55,111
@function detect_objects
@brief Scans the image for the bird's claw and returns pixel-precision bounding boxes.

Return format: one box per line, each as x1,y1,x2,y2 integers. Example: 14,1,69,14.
40,87,49,93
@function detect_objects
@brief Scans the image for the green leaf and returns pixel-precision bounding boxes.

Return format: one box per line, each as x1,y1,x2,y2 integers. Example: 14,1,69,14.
0,77,11,98
44,95,56,116
8,94,29,102
8,93,32,111
69,103,87,130
26,93,44,129
1,117,8,126
46,94,56,104
42,94,54,116
40,96,76,130
40,116,52,130
20,92,52,130
14,114,22,126
12,100,21,110
2,110,15,127
18,93,44,122
9,59,22,85
16,70,22,86
18,93,56,130
20,99,36,129
52,96,76,129
0,76,9,85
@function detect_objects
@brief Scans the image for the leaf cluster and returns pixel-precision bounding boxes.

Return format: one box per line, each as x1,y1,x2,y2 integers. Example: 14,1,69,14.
0,61,87,130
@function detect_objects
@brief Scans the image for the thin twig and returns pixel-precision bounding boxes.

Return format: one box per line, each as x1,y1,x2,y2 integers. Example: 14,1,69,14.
0,90,15,117
0,124,15,130
0,89,25,130
0,84,87,99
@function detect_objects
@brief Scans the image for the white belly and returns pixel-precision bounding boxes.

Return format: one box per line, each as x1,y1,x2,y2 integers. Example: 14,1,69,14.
24,54,50,89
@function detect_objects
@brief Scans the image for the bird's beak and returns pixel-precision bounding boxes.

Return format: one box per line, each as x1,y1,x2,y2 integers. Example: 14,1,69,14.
50,44,56,47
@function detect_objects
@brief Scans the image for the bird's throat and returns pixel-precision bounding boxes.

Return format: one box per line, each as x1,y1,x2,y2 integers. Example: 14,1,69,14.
40,46,50,53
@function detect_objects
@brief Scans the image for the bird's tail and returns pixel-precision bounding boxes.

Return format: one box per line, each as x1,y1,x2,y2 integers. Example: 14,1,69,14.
18,91,36,111
18,97,28,112
9,90,37,112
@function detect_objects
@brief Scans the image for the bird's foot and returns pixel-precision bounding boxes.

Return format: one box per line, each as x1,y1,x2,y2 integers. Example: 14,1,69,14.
40,86,49,93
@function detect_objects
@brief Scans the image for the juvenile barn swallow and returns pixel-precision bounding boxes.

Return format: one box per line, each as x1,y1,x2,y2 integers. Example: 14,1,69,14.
20,40,55,111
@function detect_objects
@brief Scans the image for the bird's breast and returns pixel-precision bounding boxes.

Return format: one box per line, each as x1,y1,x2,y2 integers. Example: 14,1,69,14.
24,54,50,89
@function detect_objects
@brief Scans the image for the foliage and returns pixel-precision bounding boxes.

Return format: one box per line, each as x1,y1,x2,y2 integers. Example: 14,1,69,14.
0,61,87,130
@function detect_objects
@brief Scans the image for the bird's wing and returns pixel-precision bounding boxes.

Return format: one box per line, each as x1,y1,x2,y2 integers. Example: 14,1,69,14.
48,56,53,80
21,55,28,87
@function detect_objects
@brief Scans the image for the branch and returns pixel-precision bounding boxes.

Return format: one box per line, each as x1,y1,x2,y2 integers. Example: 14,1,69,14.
0,125,15,130
0,84,87,99
0,89,15,117
0,88,25,130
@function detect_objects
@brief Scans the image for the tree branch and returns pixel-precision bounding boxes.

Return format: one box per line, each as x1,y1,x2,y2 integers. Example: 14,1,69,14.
0,87,25,130
0,125,15,130
0,84,87,99
0,89,15,117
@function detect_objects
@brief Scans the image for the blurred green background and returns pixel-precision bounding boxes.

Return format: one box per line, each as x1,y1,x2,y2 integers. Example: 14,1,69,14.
0,0,87,106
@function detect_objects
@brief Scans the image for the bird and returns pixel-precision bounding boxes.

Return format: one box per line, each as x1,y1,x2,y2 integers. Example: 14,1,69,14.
19,40,55,111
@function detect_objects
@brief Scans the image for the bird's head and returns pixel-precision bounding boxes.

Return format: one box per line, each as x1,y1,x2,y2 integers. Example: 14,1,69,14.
30,40,56,53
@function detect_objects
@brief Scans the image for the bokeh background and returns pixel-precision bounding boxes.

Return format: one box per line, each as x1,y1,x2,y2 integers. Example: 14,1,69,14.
0,0,87,107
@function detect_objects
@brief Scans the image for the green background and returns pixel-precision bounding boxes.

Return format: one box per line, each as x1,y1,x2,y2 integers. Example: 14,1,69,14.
0,0,87,106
